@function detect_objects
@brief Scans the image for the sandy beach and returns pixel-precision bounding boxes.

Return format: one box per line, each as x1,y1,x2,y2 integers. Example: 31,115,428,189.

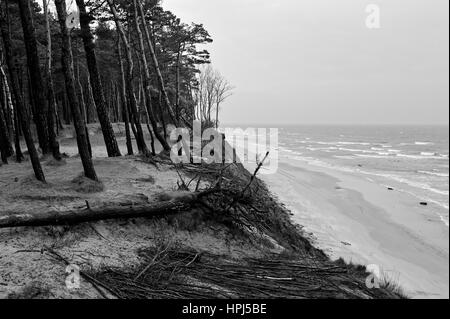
260,160,449,299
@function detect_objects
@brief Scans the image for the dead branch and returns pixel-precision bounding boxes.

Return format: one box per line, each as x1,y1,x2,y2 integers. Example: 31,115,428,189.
226,151,269,212
0,189,221,229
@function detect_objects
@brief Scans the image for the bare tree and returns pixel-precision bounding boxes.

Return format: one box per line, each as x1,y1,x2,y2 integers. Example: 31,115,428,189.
195,65,233,128
213,72,233,128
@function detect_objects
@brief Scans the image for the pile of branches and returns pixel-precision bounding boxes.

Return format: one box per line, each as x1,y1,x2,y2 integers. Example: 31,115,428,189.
170,157,322,256
87,245,401,299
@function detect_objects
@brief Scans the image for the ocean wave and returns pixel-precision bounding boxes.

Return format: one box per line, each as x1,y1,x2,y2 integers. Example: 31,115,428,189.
339,148,391,155
368,173,450,196
415,141,435,146
397,153,448,160
309,141,372,147
315,142,336,145
339,151,447,160
279,146,303,157
283,144,447,162
292,145,396,157
355,154,391,159
421,152,440,156
418,171,449,178
398,141,435,146
334,155,357,160
337,141,371,146
283,151,450,197
439,215,449,227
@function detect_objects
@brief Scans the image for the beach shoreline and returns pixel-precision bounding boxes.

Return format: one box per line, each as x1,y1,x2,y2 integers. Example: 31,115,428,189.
259,159,449,299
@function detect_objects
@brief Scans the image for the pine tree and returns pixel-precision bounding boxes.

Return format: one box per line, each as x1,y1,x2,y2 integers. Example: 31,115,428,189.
76,0,121,157
54,0,98,181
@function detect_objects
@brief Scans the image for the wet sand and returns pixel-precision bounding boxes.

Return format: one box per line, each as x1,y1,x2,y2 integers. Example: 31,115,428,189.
261,160,449,299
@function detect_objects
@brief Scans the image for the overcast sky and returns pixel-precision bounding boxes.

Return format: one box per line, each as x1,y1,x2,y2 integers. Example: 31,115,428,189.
164,0,449,125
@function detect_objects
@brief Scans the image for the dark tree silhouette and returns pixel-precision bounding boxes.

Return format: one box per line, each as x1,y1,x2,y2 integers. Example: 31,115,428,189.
17,0,60,159
76,0,121,158
54,0,98,181
0,1,45,181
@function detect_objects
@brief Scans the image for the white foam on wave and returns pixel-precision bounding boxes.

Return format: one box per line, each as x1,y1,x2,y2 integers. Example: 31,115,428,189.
399,142,435,146
337,141,371,146
421,152,439,156
279,146,303,157
415,142,434,146
372,173,449,197
309,141,372,147
440,215,449,227
350,152,448,160
315,142,334,145
355,154,391,159
334,155,358,160
338,148,393,156
418,171,449,178
382,185,449,227
397,153,448,160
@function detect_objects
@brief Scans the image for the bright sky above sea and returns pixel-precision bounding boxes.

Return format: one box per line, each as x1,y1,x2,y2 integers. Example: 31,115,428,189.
37,0,449,126
164,0,449,126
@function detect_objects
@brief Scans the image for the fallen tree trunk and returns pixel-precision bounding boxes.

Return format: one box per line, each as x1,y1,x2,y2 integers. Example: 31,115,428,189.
0,191,213,229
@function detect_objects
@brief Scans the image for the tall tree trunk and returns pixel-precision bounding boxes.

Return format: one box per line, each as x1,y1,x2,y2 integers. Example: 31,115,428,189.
107,0,150,156
117,37,133,156
132,0,170,152
17,0,51,155
216,102,220,129
76,0,121,157
136,71,155,154
0,91,10,163
54,0,97,181
157,91,168,141
137,0,179,127
13,101,24,162
75,59,92,157
62,90,70,125
0,3,45,182
85,75,94,124
175,42,185,123
43,0,62,160
0,68,14,154
0,70,13,138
